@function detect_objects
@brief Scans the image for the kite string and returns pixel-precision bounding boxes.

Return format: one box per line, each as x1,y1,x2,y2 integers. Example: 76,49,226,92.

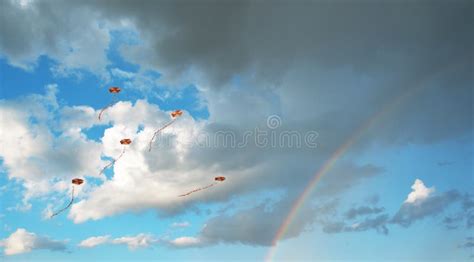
148,118,177,152
50,186,75,218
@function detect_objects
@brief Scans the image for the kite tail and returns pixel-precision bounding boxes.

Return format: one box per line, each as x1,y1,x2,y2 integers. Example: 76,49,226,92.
50,186,75,218
178,183,216,197
98,147,126,176
148,119,177,152
98,101,116,121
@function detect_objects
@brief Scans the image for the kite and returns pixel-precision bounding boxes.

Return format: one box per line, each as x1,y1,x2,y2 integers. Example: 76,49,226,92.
99,138,132,176
98,87,121,121
178,176,226,197
148,110,183,152
50,178,84,218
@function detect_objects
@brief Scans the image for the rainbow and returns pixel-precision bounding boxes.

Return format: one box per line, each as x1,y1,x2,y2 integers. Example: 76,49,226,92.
264,61,461,261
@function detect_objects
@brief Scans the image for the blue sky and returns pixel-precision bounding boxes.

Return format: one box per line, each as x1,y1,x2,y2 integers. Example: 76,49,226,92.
0,1,473,261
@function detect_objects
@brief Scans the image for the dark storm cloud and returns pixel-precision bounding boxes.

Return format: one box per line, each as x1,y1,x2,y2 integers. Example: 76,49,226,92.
72,0,474,150
82,0,473,86
2,0,472,158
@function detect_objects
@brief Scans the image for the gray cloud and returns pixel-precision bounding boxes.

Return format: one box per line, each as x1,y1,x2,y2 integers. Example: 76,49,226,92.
437,161,455,167
344,206,385,220
319,185,473,237
0,0,110,75
459,237,474,249
75,0,473,149
321,214,390,235
2,2,472,149
197,198,338,246
392,190,461,227
443,194,474,230
84,1,473,86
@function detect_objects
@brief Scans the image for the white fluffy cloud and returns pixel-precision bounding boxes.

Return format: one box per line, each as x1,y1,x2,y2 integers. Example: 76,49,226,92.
111,233,158,250
0,228,67,255
405,179,435,204
78,234,157,250
0,86,104,205
78,235,110,248
169,236,202,248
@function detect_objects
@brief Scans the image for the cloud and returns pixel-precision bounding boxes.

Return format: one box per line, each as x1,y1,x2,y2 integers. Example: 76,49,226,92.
79,233,158,250
319,179,471,237
193,198,338,246
0,1,112,77
68,98,385,223
111,233,158,250
458,237,474,249
443,194,474,230
75,0,473,149
0,228,67,255
437,161,455,167
78,235,110,248
404,179,435,204
171,222,190,228
0,86,104,204
344,206,385,220
110,68,135,79
322,214,390,235
392,180,460,227
58,105,100,133
168,237,202,248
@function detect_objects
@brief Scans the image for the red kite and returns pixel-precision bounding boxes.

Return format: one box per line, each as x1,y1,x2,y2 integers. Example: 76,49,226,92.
108,87,121,93
120,138,132,145
72,178,84,185
171,109,183,118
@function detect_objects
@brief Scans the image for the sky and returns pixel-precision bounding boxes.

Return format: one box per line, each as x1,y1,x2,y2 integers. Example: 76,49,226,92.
0,0,473,261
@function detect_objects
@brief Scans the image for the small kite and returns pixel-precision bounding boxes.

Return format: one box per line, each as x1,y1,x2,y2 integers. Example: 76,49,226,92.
98,87,121,121
148,110,183,152
50,178,84,218
179,176,226,197
99,138,132,176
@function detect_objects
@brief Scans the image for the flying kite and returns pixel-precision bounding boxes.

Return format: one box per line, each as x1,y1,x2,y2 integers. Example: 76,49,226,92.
50,178,84,218
148,110,183,152
98,87,121,121
99,138,132,176
178,176,226,197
